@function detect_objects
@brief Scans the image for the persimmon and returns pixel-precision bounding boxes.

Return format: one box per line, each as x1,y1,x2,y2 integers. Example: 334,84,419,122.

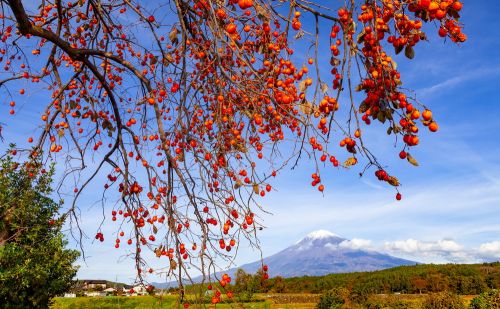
428,2,439,11
226,23,237,34
292,20,301,30
238,0,253,10
452,1,463,11
422,110,432,121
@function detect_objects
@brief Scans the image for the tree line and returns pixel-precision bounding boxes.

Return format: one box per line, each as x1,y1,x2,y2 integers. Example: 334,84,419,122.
230,262,499,296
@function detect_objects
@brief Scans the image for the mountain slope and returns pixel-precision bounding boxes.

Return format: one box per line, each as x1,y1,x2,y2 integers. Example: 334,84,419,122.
235,230,416,277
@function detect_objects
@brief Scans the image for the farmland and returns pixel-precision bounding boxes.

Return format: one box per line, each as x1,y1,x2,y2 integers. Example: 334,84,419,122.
51,293,481,308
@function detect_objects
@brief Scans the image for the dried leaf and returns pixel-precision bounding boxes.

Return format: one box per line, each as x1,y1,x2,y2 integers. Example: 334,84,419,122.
343,157,358,168
395,44,404,55
294,30,305,40
254,2,270,21
155,246,162,257
299,101,314,115
169,27,179,45
253,184,259,194
407,153,419,166
153,225,158,234
359,102,369,113
298,80,307,93
448,9,460,19
170,259,177,270
177,151,185,162
234,180,242,189
391,59,398,70
330,57,341,67
385,109,394,120
320,82,329,94
155,249,161,258
405,46,415,59
377,111,386,123
388,176,400,187
357,31,366,43
57,129,65,137
257,44,264,54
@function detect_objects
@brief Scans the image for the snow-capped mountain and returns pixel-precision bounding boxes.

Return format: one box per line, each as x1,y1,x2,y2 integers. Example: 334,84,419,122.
231,230,416,278
153,230,415,287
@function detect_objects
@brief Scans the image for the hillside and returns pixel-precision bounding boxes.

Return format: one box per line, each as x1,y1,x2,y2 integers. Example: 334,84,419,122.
263,262,500,295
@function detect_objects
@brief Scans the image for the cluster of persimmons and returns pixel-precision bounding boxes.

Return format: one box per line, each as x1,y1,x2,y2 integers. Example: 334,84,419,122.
0,0,464,305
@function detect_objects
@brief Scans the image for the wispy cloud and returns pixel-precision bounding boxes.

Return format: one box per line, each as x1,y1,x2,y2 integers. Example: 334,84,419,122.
339,238,373,251
478,241,500,260
382,238,500,263
419,65,500,96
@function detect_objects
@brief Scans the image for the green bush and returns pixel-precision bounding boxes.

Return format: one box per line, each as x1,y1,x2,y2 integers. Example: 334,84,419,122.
423,291,465,309
469,290,500,309
364,295,411,309
316,287,348,309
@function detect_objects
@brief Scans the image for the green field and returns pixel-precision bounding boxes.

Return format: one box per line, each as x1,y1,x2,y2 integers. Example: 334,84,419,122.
52,295,272,309
51,294,321,309
51,293,478,309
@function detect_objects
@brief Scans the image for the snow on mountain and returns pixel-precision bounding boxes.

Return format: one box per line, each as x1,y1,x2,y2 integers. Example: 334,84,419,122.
305,230,340,239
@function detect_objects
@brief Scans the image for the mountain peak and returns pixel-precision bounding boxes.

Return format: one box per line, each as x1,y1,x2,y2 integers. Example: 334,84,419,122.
305,230,340,239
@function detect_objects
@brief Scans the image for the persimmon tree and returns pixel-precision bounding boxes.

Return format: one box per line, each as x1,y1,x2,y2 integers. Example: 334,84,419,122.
0,0,465,305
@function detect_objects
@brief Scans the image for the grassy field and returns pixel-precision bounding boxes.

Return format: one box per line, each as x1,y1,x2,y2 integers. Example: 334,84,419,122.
52,295,273,309
52,293,475,308
52,296,177,309
51,294,318,309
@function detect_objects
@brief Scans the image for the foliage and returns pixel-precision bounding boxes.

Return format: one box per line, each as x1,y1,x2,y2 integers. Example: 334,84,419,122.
0,153,80,309
0,0,467,302
423,291,465,309
264,263,499,295
233,268,257,301
316,287,347,309
468,290,500,309
272,276,287,293
364,294,414,309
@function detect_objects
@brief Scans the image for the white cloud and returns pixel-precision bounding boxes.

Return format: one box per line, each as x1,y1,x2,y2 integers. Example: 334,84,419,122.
324,243,337,250
339,238,373,251
383,239,472,263
382,239,500,263
477,241,500,259
321,237,499,265
384,239,463,254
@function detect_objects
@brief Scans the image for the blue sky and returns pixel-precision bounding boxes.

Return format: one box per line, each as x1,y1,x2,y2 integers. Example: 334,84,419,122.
0,1,499,284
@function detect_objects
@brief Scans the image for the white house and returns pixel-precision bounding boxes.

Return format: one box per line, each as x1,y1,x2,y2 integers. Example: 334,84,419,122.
63,293,76,298
132,284,148,296
85,291,106,297
122,284,149,296
103,287,116,296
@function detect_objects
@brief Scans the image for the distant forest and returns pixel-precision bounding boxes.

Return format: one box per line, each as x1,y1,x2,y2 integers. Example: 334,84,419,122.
230,262,499,295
